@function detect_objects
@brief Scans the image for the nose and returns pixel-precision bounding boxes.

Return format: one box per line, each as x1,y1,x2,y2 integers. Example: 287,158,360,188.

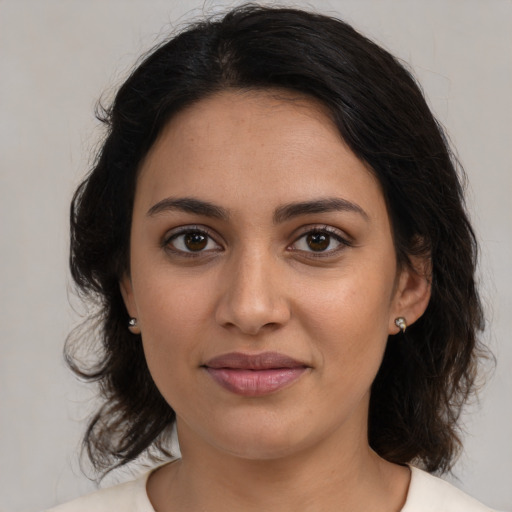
214,249,291,335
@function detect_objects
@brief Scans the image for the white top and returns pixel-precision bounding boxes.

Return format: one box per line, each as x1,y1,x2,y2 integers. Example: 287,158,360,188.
45,465,495,511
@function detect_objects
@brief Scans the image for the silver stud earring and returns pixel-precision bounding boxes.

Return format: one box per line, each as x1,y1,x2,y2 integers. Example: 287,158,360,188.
394,317,407,334
128,317,141,335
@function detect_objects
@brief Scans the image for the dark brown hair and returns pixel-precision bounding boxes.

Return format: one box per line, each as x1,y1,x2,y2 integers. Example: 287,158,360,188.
67,4,485,476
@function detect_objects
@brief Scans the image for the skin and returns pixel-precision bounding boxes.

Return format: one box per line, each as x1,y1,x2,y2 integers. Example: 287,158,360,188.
121,89,431,511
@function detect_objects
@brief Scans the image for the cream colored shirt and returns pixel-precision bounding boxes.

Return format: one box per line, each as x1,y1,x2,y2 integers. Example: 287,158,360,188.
46,466,495,511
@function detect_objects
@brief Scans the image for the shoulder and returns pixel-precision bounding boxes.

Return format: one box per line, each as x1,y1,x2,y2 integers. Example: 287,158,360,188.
44,471,155,512
402,466,495,512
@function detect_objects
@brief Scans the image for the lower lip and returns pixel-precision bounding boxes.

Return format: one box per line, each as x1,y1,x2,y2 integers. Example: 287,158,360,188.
205,367,307,396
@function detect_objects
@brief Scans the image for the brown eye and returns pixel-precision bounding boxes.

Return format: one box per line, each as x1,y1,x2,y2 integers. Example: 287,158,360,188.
184,232,208,251
306,233,330,251
290,227,350,256
165,228,221,254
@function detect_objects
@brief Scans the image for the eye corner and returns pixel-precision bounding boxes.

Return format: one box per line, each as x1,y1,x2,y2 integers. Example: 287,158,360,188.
162,224,224,258
288,225,353,258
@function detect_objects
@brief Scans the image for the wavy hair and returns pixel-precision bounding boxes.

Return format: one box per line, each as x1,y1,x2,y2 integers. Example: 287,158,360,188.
67,4,485,476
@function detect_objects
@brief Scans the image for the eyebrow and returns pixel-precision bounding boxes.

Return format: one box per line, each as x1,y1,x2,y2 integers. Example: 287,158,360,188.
147,197,230,220
273,198,369,224
146,196,368,223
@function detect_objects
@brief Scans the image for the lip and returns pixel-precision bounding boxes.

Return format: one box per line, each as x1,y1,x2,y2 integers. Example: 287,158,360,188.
203,352,309,396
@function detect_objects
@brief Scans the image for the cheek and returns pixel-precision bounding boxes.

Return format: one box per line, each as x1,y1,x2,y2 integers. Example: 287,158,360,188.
294,263,395,375
135,264,213,333
133,273,214,395
297,264,395,334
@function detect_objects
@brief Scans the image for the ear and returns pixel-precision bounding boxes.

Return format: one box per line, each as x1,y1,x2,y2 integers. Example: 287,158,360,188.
389,255,431,334
120,274,137,319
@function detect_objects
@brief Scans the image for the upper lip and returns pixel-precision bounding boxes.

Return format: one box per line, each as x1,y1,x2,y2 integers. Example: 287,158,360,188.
203,351,308,370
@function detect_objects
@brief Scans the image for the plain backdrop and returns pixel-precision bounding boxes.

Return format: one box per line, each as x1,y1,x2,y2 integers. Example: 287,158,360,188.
1,1,511,511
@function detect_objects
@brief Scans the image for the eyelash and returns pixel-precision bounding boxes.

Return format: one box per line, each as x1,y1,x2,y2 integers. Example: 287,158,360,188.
162,225,352,258
162,226,222,258
289,225,352,257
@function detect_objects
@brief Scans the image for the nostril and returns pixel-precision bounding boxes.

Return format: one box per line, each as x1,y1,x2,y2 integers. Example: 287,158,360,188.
216,304,290,336
214,263,291,333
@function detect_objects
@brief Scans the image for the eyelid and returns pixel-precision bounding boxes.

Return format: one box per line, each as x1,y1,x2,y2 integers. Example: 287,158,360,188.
161,223,352,258
288,224,353,256
162,225,223,255
292,224,353,243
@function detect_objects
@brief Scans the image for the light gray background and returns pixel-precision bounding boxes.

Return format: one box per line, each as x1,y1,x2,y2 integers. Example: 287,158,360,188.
1,1,511,511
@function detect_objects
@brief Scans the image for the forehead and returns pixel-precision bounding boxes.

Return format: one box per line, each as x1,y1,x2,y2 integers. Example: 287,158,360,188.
136,89,385,222
146,89,344,165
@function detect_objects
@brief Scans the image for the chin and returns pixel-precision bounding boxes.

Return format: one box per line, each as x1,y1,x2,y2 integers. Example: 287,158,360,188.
203,418,327,462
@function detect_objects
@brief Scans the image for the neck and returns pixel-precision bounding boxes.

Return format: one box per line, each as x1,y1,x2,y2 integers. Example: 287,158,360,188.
147,421,410,512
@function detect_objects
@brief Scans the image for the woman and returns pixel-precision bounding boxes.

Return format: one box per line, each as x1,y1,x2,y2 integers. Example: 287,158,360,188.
48,5,492,511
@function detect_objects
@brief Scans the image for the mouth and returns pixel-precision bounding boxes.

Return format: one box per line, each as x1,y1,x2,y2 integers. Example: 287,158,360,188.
202,352,309,397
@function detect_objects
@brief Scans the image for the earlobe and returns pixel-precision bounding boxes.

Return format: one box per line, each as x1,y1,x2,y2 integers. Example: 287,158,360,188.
390,255,431,334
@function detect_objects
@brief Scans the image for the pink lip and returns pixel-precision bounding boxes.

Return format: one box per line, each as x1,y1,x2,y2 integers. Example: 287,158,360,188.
203,352,309,396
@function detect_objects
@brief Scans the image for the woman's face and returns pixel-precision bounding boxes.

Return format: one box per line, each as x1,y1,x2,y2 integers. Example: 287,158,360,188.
122,90,426,461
